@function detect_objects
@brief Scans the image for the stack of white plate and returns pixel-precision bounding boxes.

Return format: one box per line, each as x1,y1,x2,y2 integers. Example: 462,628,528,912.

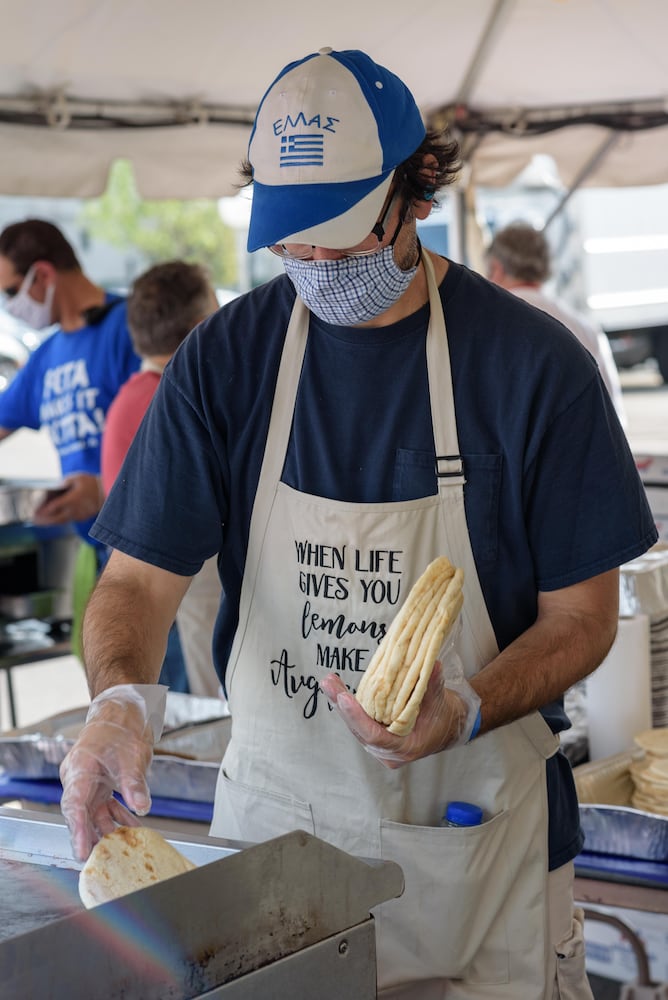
650,615,668,726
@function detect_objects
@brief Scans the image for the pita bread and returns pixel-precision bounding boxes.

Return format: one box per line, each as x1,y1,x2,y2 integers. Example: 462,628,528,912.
629,728,668,815
633,727,668,758
356,556,464,736
79,826,196,909
356,558,455,718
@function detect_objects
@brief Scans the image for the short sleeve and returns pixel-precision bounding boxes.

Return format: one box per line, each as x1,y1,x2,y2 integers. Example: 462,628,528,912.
524,375,656,591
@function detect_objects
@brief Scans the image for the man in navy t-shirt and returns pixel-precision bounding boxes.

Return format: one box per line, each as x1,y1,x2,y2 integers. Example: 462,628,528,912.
59,49,657,999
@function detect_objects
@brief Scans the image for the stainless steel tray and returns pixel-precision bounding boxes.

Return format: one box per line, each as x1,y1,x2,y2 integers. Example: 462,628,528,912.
579,803,668,861
0,693,231,803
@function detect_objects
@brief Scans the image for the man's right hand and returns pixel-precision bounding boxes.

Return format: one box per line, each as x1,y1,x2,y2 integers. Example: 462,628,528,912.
59,684,166,861
33,472,104,525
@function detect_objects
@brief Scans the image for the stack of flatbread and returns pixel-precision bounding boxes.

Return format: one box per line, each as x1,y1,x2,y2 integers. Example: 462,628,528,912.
629,727,668,815
78,826,196,908
356,556,464,736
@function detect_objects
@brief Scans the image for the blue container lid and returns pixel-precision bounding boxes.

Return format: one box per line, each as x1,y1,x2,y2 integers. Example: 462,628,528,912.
444,801,483,826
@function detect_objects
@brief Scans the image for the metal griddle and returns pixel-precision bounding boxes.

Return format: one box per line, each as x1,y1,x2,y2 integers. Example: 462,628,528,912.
0,807,404,999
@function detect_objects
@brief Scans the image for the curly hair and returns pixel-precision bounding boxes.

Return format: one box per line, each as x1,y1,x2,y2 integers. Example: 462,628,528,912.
392,129,462,207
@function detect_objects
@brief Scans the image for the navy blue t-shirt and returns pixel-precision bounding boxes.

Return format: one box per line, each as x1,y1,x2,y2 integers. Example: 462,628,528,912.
93,261,657,869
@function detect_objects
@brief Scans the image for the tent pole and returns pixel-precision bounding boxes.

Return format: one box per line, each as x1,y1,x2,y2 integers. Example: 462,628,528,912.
455,0,516,103
542,132,620,232
449,189,467,265
449,0,515,268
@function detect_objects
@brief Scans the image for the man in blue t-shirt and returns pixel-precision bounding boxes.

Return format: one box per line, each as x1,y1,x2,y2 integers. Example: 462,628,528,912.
0,219,142,659
59,50,657,999
0,219,140,541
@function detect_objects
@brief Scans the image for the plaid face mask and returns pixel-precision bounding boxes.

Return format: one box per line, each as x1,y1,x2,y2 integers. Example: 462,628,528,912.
283,246,418,326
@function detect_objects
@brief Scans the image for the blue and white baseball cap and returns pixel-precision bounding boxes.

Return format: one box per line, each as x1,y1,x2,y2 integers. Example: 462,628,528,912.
246,47,426,252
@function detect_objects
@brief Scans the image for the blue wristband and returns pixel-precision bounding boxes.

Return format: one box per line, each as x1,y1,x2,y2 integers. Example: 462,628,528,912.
468,707,482,742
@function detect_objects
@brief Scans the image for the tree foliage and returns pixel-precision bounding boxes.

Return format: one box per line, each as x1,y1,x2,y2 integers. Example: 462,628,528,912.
79,159,238,288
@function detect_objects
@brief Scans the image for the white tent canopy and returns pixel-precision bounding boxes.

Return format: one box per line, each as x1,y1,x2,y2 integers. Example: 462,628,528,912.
1,0,667,198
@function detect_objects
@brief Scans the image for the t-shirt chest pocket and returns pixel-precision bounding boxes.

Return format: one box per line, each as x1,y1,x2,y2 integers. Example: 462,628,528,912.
392,449,502,569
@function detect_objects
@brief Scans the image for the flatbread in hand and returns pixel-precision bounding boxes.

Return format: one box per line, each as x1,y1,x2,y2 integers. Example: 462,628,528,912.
356,556,464,736
79,825,196,908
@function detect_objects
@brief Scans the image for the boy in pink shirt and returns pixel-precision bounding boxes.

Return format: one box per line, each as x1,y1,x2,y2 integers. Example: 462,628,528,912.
102,261,222,698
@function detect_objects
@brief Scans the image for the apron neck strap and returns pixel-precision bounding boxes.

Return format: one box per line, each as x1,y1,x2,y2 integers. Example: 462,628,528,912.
259,294,309,486
422,251,465,490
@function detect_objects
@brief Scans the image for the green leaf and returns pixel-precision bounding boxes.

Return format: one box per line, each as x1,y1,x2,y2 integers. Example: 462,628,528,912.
79,160,238,289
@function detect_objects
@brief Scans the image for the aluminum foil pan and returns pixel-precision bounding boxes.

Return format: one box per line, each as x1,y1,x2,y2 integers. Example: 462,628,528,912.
579,803,668,862
0,693,231,803
574,751,668,861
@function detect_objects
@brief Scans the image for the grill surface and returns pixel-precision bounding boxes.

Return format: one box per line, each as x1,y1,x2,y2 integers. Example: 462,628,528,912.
0,808,404,1000
0,856,80,941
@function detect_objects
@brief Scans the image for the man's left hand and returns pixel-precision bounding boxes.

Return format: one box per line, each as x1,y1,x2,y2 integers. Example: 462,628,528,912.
320,663,478,769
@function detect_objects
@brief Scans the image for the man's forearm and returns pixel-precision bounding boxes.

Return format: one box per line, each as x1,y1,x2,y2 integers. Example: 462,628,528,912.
82,552,192,698
471,569,619,736
83,577,167,695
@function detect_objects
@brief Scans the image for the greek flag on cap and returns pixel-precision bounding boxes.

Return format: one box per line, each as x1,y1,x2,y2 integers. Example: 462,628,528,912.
247,47,426,252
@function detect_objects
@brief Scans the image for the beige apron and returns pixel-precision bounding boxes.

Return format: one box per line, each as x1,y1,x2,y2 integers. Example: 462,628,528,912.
211,254,560,997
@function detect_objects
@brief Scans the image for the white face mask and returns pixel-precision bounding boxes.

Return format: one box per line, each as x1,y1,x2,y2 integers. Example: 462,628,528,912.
4,264,55,329
283,245,418,326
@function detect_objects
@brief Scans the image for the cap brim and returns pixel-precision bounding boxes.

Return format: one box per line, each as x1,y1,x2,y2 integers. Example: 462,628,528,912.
247,172,393,252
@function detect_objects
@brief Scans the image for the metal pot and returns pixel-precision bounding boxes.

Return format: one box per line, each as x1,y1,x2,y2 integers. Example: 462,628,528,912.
0,479,64,527
0,590,62,620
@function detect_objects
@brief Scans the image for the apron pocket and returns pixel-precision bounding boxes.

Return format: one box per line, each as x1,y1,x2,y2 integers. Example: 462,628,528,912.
210,767,316,843
375,810,511,987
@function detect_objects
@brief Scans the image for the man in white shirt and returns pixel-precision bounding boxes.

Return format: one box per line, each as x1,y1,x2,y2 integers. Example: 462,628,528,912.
486,222,627,429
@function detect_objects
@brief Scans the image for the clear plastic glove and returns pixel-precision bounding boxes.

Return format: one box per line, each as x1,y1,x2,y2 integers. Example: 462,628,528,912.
320,661,481,770
59,684,167,861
